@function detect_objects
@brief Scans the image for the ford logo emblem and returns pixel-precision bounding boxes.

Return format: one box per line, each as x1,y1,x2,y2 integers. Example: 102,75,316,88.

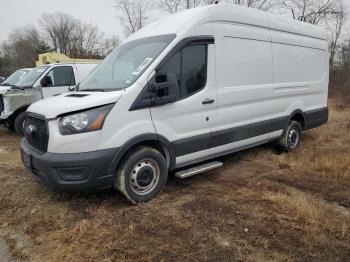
25,125,37,136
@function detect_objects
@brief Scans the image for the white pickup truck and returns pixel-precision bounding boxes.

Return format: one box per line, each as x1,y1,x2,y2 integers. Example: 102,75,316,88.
0,63,98,135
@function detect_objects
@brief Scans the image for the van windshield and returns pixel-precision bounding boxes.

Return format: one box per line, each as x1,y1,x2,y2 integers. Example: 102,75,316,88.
17,66,49,87
79,34,176,92
2,69,30,86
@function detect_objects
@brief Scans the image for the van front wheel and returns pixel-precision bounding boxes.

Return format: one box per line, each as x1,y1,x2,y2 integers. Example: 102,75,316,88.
115,146,168,204
278,121,302,151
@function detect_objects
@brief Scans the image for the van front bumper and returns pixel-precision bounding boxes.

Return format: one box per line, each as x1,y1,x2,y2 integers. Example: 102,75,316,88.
20,139,119,191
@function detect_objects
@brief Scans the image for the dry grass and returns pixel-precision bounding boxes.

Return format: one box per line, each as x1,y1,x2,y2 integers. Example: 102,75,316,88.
0,99,349,261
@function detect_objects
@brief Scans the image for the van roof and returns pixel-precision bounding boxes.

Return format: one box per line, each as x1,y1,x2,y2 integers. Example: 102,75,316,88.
126,3,326,42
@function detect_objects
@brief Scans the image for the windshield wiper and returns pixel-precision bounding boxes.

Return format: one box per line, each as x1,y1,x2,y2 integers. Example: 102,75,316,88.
79,88,105,92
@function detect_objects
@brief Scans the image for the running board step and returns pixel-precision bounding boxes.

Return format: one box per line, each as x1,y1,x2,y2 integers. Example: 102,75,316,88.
175,161,223,179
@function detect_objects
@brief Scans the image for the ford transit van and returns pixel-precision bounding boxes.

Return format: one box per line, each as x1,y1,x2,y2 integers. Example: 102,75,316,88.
20,4,329,203
1,63,98,135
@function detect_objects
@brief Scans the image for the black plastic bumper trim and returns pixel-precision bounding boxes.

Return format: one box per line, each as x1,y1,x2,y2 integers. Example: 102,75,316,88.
21,139,119,191
304,107,328,130
173,108,328,157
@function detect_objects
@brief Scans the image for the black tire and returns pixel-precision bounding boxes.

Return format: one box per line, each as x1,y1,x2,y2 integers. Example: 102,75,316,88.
14,112,26,136
278,120,302,151
115,146,168,204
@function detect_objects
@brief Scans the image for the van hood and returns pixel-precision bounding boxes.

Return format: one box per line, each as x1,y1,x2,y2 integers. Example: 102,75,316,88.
27,91,123,119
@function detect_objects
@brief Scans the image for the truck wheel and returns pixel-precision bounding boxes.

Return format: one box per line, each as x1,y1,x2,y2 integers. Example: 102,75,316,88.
115,146,168,204
5,121,15,131
14,112,26,136
278,121,302,151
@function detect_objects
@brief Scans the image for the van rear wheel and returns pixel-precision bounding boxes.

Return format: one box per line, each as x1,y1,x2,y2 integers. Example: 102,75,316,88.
278,120,302,151
115,146,168,204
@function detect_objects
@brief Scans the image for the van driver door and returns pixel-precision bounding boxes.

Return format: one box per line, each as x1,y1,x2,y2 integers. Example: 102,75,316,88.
40,66,76,98
150,39,217,167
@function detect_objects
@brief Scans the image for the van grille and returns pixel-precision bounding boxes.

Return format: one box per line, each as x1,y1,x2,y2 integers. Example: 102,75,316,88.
0,95,4,113
24,114,49,152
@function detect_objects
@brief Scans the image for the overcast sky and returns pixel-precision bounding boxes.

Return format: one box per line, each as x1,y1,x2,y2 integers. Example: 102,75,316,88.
0,0,350,43
0,0,124,41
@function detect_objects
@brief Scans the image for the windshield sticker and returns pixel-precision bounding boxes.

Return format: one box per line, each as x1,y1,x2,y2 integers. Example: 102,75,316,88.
133,57,153,76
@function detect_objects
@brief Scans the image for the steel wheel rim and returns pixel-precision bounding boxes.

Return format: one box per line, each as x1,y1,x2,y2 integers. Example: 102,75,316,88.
288,127,299,149
130,158,160,195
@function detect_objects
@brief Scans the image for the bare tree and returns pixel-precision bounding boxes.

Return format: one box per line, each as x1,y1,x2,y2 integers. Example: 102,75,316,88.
326,2,346,67
157,0,183,13
231,0,277,10
40,12,104,58
116,0,151,35
201,0,278,10
158,0,205,13
330,39,350,89
157,0,277,15
1,26,49,72
279,0,342,24
203,0,218,4
99,35,120,57
185,0,202,9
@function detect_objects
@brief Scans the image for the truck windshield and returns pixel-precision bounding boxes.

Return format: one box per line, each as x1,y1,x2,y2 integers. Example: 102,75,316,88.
2,69,30,86
79,34,176,92
16,66,49,88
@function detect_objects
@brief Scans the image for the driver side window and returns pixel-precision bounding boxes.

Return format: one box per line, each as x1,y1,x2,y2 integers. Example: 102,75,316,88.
157,44,207,99
42,66,76,87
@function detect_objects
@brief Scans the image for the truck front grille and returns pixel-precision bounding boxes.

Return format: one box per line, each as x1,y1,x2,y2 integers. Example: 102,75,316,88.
24,114,49,152
0,95,4,113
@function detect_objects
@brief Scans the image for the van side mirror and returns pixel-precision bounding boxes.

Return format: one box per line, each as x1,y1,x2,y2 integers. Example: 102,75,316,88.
40,75,53,87
69,84,77,92
150,73,179,105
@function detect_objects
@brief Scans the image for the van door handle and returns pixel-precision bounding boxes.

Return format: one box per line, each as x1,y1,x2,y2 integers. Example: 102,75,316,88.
202,98,215,105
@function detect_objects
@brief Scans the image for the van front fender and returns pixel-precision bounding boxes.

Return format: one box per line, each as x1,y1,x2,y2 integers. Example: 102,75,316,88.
107,133,176,174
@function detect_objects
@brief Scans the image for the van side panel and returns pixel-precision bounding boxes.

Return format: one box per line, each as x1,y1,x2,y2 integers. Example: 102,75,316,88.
270,29,329,119
211,21,279,156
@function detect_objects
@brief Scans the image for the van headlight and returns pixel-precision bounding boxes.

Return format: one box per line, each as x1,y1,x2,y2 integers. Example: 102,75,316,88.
58,104,114,135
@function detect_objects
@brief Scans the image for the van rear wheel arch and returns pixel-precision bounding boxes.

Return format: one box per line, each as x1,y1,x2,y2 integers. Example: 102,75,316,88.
285,110,306,131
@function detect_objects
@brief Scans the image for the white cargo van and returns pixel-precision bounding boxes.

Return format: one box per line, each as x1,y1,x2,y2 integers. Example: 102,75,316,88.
0,63,98,135
20,4,329,203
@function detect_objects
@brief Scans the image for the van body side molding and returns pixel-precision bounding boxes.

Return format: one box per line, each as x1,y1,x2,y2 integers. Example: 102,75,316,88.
172,116,286,157
172,107,328,157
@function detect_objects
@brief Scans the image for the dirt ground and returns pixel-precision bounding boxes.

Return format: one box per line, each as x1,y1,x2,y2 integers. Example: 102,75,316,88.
0,99,349,261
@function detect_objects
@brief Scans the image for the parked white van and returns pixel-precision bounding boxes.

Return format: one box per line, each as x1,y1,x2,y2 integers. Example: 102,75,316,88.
0,63,98,135
20,4,329,203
